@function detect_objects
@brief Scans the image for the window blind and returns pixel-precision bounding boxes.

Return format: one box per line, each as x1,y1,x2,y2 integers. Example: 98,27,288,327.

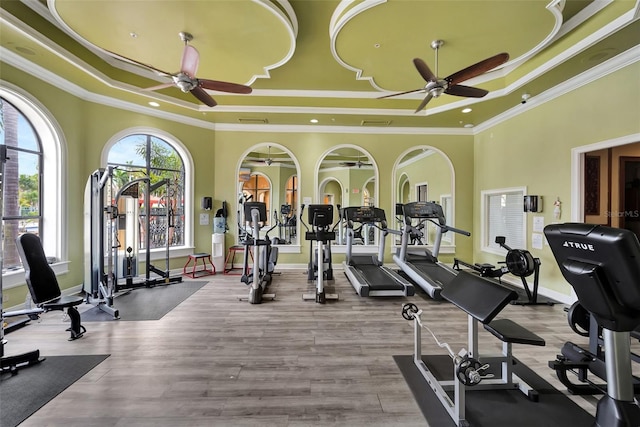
486,190,525,250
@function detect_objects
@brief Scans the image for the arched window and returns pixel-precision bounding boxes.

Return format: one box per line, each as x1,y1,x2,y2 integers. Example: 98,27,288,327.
105,131,192,257
0,98,43,270
0,83,66,287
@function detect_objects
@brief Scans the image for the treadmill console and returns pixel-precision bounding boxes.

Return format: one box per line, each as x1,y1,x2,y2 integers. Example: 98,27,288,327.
343,206,386,224
402,201,446,225
307,204,333,228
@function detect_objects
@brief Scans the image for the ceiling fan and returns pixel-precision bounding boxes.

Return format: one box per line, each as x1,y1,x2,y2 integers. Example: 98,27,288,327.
264,145,273,166
378,40,509,113
340,155,371,168
109,32,252,107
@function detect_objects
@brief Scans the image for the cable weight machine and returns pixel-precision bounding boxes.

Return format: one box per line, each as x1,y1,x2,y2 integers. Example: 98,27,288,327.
84,168,182,318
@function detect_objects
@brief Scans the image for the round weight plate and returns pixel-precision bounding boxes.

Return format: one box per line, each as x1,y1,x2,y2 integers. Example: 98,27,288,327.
401,303,419,320
456,356,483,386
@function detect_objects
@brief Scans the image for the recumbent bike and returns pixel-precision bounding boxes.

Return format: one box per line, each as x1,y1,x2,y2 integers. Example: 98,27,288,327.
545,223,640,427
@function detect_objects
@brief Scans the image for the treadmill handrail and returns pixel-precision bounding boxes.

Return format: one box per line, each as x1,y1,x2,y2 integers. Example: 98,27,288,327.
443,224,471,237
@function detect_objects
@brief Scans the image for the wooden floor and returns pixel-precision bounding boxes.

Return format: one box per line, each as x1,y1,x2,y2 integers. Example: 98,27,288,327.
3,269,608,426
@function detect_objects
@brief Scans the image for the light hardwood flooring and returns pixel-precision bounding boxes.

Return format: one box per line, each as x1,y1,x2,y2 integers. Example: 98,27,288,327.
2,268,617,426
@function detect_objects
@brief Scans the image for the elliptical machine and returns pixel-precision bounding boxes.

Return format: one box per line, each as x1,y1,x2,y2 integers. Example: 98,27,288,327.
239,202,278,304
545,223,640,427
300,204,338,303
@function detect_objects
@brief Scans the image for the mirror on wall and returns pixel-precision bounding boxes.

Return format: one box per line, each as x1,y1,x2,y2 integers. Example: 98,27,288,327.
393,146,454,247
316,145,378,246
238,143,299,246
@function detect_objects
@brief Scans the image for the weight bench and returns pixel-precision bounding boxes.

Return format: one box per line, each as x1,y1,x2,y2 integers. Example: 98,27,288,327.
443,271,545,397
403,270,545,426
16,233,86,341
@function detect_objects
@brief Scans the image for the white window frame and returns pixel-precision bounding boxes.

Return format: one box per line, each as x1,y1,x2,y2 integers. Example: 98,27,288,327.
480,186,527,255
1,82,68,289
102,127,195,260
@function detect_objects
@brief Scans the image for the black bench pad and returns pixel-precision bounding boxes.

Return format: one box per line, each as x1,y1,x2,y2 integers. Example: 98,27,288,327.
441,270,518,324
484,318,546,346
42,295,84,310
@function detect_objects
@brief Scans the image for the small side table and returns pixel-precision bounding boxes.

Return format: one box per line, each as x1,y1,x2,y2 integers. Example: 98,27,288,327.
183,253,216,278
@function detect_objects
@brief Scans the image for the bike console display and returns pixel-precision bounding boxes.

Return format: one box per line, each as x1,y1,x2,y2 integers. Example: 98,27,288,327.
545,223,640,332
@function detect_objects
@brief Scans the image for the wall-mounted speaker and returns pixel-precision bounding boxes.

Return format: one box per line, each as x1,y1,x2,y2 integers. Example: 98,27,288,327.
201,196,212,210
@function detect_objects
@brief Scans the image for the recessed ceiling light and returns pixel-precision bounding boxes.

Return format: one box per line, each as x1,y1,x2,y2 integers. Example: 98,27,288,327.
462,108,472,113
130,32,138,38
148,101,160,107
310,119,318,124
464,123,474,128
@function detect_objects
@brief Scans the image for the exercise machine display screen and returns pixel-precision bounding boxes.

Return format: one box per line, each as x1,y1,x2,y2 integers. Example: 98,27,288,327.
343,206,386,223
244,202,267,222
307,204,333,227
545,223,640,329
402,201,445,224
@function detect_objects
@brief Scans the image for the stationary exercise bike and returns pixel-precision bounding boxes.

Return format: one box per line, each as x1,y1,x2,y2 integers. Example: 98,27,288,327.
239,202,278,304
300,204,338,303
453,236,553,306
545,223,640,427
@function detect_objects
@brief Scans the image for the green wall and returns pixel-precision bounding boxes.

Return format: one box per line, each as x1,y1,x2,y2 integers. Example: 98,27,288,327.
6,58,637,305
474,61,640,297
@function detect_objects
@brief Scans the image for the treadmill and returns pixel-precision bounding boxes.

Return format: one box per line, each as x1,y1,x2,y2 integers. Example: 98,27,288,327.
393,201,470,300
342,206,415,297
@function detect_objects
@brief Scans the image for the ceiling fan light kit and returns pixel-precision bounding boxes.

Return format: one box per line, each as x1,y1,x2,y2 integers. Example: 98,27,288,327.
378,39,509,113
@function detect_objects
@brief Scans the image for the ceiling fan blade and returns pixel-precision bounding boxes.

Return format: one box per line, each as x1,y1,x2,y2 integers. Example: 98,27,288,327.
377,88,424,99
145,82,174,91
413,58,437,82
198,79,253,94
104,49,172,76
445,84,489,98
446,52,509,86
181,45,200,77
190,86,217,107
414,92,434,113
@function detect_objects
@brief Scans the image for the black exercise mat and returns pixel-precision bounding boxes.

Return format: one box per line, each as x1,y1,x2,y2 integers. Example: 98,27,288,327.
0,354,109,427
82,281,207,321
394,354,595,426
